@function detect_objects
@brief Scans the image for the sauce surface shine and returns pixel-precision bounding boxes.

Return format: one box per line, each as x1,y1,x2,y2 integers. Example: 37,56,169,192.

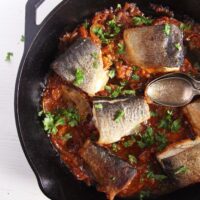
40,2,200,199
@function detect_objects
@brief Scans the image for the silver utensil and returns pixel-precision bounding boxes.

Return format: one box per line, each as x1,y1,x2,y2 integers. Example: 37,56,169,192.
146,73,200,107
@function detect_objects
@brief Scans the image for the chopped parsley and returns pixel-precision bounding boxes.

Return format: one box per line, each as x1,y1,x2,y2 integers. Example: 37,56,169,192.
180,23,191,31
5,52,13,62
74,68,85,86
94,103,103,109
107,19,121,37
112,143,120,152
105,85,112,93
139,190,151,200
93,61,98,68
61,133,72,142
132,66,139,72
111,86,122,98
114,109,125,123
122,90,136,96
164,24,171,36
116,3,122,9
158,110,181,133
42,112,65,134
150,111,157,117
128,154,137,164
146,170,167,181
117,43,125,54
155,133,168,151
20,35,25,42
91,52,98,59
108,69,116,79
137,127,154,148
174,166,188,175
133,16,152,26
83,20,89,29
132,74,140,81
62,108,80,127
123,136,136,148
175,43,182,51
92,26,109,44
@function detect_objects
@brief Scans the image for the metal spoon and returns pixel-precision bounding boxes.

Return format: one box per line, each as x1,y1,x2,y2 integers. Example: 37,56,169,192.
146,73,200,107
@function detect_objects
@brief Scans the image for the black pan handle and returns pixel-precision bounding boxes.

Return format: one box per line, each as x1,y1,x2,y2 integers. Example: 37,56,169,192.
25,0,46,51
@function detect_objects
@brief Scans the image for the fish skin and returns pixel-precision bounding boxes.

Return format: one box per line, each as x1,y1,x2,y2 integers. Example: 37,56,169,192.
93,96,150,144
124,25,184,71
183,99,200,136
79,140,137,200
157,137,200,188
52,38,109,96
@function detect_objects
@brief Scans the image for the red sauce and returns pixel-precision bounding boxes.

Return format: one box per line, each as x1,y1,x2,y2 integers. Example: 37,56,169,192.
41,2,200,199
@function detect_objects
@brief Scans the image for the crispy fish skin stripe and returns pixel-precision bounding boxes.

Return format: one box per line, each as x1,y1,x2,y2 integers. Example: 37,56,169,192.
93,96,150,144
124,24,184,71
80,140,137,200
52,37,109,96
157,137,200,188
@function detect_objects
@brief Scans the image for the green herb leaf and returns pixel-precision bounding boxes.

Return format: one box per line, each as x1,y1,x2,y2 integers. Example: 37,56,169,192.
74,68,85,86
94,103,103,109
105,85,112,93
174,166,188,175
108,69,116,79
111,86,123,98
43,112,65,134
180,23,191,31
146,170,167,181
83,20,89,29
164,24,171,36
128,154,137,164
123,136,136,148
116,3,122,9
5,52,13,62
20,35,25,42
133,16,152,26
92,27,109,44
150,111,157,117
155,133,168,151
62,133,72,142
117,43,125,54
132,66,139,71
91,52,98,59
93,61,98,68
62,108,80,127
107,19,121,37
122,90,136,95
175,43,182,51
137,127,154,148
139,190,151,200
38,110,44,117
114,109,125,123
132,74,140,81
171,119,181,132
112,143,120,152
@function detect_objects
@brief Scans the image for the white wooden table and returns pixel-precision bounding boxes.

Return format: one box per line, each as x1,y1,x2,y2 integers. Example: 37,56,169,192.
0,0,61,199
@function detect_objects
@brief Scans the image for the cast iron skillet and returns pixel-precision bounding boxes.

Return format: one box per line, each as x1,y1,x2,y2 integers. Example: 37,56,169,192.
15,0,200,199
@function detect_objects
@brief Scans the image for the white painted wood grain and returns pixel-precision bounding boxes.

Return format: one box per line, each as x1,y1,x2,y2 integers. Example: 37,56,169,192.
0,0,61,199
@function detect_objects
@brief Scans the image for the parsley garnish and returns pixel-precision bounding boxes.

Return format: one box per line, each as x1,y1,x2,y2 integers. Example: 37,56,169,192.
83,20,89,29
180,23,191,31
122,90,136,95
61,133,72,142
132,66,139,71
5,52,13,62
132,74,140,81
21,35,25,42
62,108,80,127
137,127,154,148
42,112,65,134
92,27,109,44
171,119,181,132
150,111,157,117
155,133,168,151
114,110,125,123
117,43,125,54
128,154,137,164
107,19,121,37
164,24,171,36
133,16,152,26
74,68,85,86
112,143,120,152
174,166,188,175
146,170,167,181
139,190,151,200
108,69,116,79
116,3,122,9
123,136,136,148
175,43,182,51
94,103,103,109
93,61,98,68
